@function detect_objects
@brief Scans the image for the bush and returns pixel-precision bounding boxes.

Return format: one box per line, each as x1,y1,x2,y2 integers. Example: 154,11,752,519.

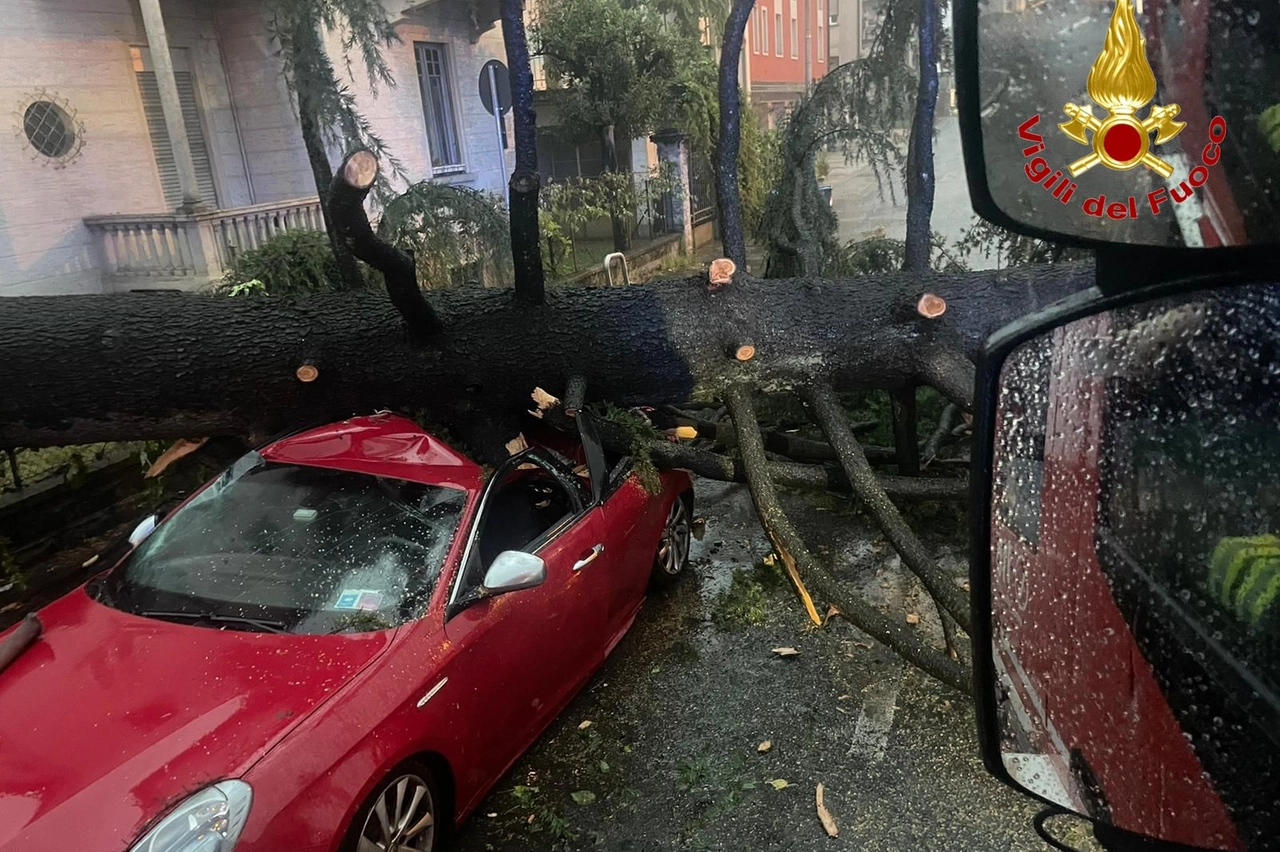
377,182,511,288
218,230,349,296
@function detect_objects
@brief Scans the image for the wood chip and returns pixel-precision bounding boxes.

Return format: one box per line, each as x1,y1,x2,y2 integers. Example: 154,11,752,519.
145,437,208,479
0,602,21,614
505,434,529,456
578,720,592,730
530,387,560,411
758,740,772,753
906,613,921,625
82,554,100,569
771,647,800,657
816,783,839,837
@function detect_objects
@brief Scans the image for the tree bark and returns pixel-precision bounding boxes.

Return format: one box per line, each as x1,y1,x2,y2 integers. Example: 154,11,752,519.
499,0,546,306
715,0,755,267
903,0,941,272
0,262,1091,448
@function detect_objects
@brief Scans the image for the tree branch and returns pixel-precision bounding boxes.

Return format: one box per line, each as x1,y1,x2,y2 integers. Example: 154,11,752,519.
803,382,972,633
918,345,976,413
903,0,941,271
922,403,960,463
329,151,443,337
715,0,754,267
499,0,546,306
725,384,971,694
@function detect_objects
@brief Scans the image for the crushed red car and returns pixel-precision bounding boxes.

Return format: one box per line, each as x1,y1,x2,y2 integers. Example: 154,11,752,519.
0,412,692,852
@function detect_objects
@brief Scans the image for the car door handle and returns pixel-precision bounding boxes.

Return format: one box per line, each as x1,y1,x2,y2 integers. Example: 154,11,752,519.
573,543,605,572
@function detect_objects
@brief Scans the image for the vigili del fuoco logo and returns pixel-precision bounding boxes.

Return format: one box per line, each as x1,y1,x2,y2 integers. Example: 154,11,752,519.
1016,0,1227,221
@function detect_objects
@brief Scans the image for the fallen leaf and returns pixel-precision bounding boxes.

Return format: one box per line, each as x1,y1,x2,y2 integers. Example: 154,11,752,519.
82,554,100,569
757,740,772,753
691,517,707,541
570,790,597,805
906,613,921,625
771,646,800,657
962,581,971,592
0,602,21,614
816,783,839,837
762,553,777,567
769,778,791,790
599,760,610,773
837,694,852,701
145,437,208,479
578,720,592,730
487,812,498,818
527,813,536,824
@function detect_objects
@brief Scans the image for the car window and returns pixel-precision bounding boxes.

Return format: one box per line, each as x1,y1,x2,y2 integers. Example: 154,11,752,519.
459,454,580,594
106,452,467,633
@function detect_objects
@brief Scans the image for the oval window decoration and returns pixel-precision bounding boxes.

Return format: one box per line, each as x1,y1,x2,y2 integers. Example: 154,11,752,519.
18,92,85,167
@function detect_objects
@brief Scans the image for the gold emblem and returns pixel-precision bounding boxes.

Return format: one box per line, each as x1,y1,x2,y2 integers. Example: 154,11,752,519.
1058,0,1184,178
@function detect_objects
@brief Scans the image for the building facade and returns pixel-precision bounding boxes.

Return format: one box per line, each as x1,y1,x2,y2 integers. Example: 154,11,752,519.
1,0,514,296
741,0,830,126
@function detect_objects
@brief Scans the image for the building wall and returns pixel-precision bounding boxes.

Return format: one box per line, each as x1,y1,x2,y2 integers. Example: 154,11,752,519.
0,0,249,295
744,0,828,88
335,1,515,198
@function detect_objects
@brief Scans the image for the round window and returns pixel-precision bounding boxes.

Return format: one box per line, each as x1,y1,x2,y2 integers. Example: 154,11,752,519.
23,100,76,159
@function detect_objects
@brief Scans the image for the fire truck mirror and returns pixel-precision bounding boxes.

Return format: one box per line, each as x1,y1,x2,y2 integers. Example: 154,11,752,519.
984,279,1280,849
959,0,1280,248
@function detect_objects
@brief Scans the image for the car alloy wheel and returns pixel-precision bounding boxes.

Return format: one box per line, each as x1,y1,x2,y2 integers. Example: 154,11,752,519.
356,773,436,852
657,496,691,576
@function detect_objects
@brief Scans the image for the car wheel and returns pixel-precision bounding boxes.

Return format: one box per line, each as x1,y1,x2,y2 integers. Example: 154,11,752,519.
651,493,692,588
344,761,441,852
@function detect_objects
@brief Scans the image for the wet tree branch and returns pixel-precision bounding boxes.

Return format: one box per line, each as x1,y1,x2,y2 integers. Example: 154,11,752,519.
715,0,755,267
499,0,546,306
329,152,442,337
726,384,971,694
803,382,972,633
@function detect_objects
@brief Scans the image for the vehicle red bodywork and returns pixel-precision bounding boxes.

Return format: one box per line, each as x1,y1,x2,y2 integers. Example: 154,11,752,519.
991,319,1244,850
0,413,691,852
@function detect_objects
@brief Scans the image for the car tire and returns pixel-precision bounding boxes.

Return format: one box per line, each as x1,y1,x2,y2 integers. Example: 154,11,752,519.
341,760,443,852
650,492,693,588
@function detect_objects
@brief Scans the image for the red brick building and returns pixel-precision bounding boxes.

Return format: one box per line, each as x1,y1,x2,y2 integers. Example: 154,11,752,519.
740,0,830,126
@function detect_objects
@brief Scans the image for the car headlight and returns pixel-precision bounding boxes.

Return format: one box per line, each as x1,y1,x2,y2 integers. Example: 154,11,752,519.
129,780,253,852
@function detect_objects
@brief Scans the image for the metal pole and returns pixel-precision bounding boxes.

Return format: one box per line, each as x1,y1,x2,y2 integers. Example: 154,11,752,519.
489,64,510,208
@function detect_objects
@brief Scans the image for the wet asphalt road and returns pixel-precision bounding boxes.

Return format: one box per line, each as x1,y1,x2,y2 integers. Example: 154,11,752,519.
450,479,1087,852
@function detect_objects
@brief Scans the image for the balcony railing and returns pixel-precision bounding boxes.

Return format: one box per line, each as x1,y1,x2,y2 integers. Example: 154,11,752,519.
84,197,323,288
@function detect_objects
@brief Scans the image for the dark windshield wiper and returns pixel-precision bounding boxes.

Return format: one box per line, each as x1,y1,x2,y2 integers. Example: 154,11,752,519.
138,609,289,634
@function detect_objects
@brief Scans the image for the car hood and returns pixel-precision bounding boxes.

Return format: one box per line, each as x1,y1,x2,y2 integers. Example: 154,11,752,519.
0,588,392,852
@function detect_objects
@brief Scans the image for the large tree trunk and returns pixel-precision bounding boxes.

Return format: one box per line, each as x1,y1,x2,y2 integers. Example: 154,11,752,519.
0,263,1091,449
499,0,545,306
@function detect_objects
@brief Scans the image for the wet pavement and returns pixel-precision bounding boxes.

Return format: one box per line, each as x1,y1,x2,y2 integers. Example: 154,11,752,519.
451,479,1073,852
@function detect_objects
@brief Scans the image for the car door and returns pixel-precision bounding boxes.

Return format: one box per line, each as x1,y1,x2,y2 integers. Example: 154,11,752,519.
576,412,665,634
441,449,610,800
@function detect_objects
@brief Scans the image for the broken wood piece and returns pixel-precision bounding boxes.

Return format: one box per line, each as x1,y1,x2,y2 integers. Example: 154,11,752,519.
505,434,529,456
708,257,737,288
295,363,320,383
917,293,947,319
145,437,208,479
530,387,560,412
816,784,839,837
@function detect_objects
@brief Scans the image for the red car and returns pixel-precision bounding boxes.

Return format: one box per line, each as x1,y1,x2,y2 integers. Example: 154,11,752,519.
0,412,693,852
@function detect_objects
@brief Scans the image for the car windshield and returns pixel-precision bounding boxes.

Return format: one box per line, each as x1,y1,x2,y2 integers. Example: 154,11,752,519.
105,451,467,634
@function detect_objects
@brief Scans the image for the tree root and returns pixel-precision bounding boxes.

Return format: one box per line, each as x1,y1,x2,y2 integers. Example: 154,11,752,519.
725,384,971,695
802,382,972,634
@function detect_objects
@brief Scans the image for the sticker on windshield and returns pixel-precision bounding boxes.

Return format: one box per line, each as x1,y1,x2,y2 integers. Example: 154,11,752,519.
334,589,383,611
1016,0,1228,222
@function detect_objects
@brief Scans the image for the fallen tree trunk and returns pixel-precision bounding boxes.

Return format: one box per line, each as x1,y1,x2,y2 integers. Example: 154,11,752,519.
0,263,1091,449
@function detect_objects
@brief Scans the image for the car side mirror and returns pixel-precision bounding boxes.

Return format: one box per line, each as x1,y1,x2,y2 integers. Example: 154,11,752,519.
128,515,158,548
971,278,1280,850
481,551,546,596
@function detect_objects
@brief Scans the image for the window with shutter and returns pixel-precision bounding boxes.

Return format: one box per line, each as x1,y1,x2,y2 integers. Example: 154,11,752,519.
136,69,218,209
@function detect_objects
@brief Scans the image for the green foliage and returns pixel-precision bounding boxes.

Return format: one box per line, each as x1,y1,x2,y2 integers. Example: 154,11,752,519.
535,0,713,144
712,557,786,629
377,182,513,287
510,786,576,842
758,1,919,276
218,230,351,296
823,230,966,276
593,404,663,494
266,0,407,199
